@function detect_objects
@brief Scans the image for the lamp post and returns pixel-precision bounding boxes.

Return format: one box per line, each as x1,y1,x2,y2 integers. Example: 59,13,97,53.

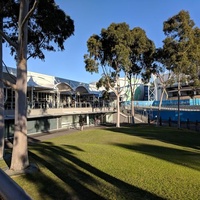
177,76,181,129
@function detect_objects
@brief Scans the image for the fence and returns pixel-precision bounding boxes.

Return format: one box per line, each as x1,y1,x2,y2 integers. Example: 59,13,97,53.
154,117,200,131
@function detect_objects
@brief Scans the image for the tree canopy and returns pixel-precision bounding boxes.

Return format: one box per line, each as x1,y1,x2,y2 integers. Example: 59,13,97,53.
84,22,156,126
84,22,133,127
124,27,155,123
162,10,200,88
1,0,74,60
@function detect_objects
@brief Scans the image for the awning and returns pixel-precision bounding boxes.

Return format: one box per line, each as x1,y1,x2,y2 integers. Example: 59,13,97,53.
27,75,54,91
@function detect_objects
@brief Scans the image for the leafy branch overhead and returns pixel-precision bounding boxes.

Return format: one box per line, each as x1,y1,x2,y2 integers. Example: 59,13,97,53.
1,0,74,61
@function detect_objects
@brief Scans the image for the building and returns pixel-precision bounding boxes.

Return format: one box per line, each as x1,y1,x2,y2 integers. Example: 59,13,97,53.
3,66,117,138
5,66,199,137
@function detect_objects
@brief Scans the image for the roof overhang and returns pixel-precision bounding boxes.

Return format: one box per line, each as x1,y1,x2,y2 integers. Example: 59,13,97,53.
55,82,74,93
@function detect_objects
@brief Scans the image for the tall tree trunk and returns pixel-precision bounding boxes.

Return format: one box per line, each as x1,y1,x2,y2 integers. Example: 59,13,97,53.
177,78,181,129
0,15,4,159
116,94,120,127
131,97,135,124
130,77,135,124
10,0,29,171
157,89,164,126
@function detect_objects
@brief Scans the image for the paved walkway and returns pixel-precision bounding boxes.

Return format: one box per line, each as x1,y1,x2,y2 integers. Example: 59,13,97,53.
28,125,105,144
5,126,100,148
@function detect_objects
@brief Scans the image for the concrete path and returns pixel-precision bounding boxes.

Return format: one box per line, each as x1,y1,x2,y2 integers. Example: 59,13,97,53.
28,126,104,143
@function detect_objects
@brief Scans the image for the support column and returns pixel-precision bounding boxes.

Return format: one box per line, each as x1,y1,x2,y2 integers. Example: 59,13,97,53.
86,115,89,126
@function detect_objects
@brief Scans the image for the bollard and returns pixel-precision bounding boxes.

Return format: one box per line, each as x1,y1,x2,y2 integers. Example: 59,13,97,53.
169,117,171,127
187,118,190,129
159,117,162,126
195,120,198,132
148,114,150,124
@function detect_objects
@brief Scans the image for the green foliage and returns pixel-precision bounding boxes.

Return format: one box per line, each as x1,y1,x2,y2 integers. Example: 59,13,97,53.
163,10,195,40
101,90,110,99
1,0,74,60
84,23,132,89
128,27,156,81
162,10,200,88
96,75,115,91
84,55,99,73
84,22,156,91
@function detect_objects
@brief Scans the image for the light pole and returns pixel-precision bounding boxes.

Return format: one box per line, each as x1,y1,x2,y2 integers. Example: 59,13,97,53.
177,76,181,129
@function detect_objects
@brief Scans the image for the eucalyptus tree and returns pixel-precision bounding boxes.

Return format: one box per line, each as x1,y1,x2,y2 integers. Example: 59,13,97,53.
189,27,200,90
152,48,174,126
0,12,3,159
162,10,200,128
84,23,132,127
0,0,15,159
126,27,155,124
0,0,74,171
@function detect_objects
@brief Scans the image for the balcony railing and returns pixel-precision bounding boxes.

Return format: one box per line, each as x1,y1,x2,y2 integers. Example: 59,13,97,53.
4,101,116,119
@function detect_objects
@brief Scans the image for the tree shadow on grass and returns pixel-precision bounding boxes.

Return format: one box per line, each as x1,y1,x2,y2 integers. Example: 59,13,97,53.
106,126,200,150
27,141,165,200
112,142,200,171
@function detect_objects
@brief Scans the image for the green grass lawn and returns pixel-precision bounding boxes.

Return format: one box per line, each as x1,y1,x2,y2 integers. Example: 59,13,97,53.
1,125,200,200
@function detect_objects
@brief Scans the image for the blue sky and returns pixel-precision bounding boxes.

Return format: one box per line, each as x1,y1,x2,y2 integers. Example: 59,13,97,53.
3,0,200,83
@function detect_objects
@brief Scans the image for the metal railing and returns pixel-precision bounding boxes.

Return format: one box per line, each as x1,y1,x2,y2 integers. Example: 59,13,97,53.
0,169,32,200
135,105,200,111
5,100,112,110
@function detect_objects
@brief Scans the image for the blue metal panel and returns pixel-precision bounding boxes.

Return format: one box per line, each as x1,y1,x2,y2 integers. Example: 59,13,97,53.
153,110,200,122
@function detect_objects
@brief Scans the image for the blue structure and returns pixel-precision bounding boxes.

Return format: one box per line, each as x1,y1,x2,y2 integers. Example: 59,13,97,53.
151,99,200,122
124,99,200,123
152,99,200,107
152,110,200,122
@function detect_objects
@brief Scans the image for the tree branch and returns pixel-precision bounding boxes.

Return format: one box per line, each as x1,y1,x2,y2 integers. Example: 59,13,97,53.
119,73,127,94
0,29,18,50
0,79,17,90
27,37,46,60
21,0,39,30
1,62,17,90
